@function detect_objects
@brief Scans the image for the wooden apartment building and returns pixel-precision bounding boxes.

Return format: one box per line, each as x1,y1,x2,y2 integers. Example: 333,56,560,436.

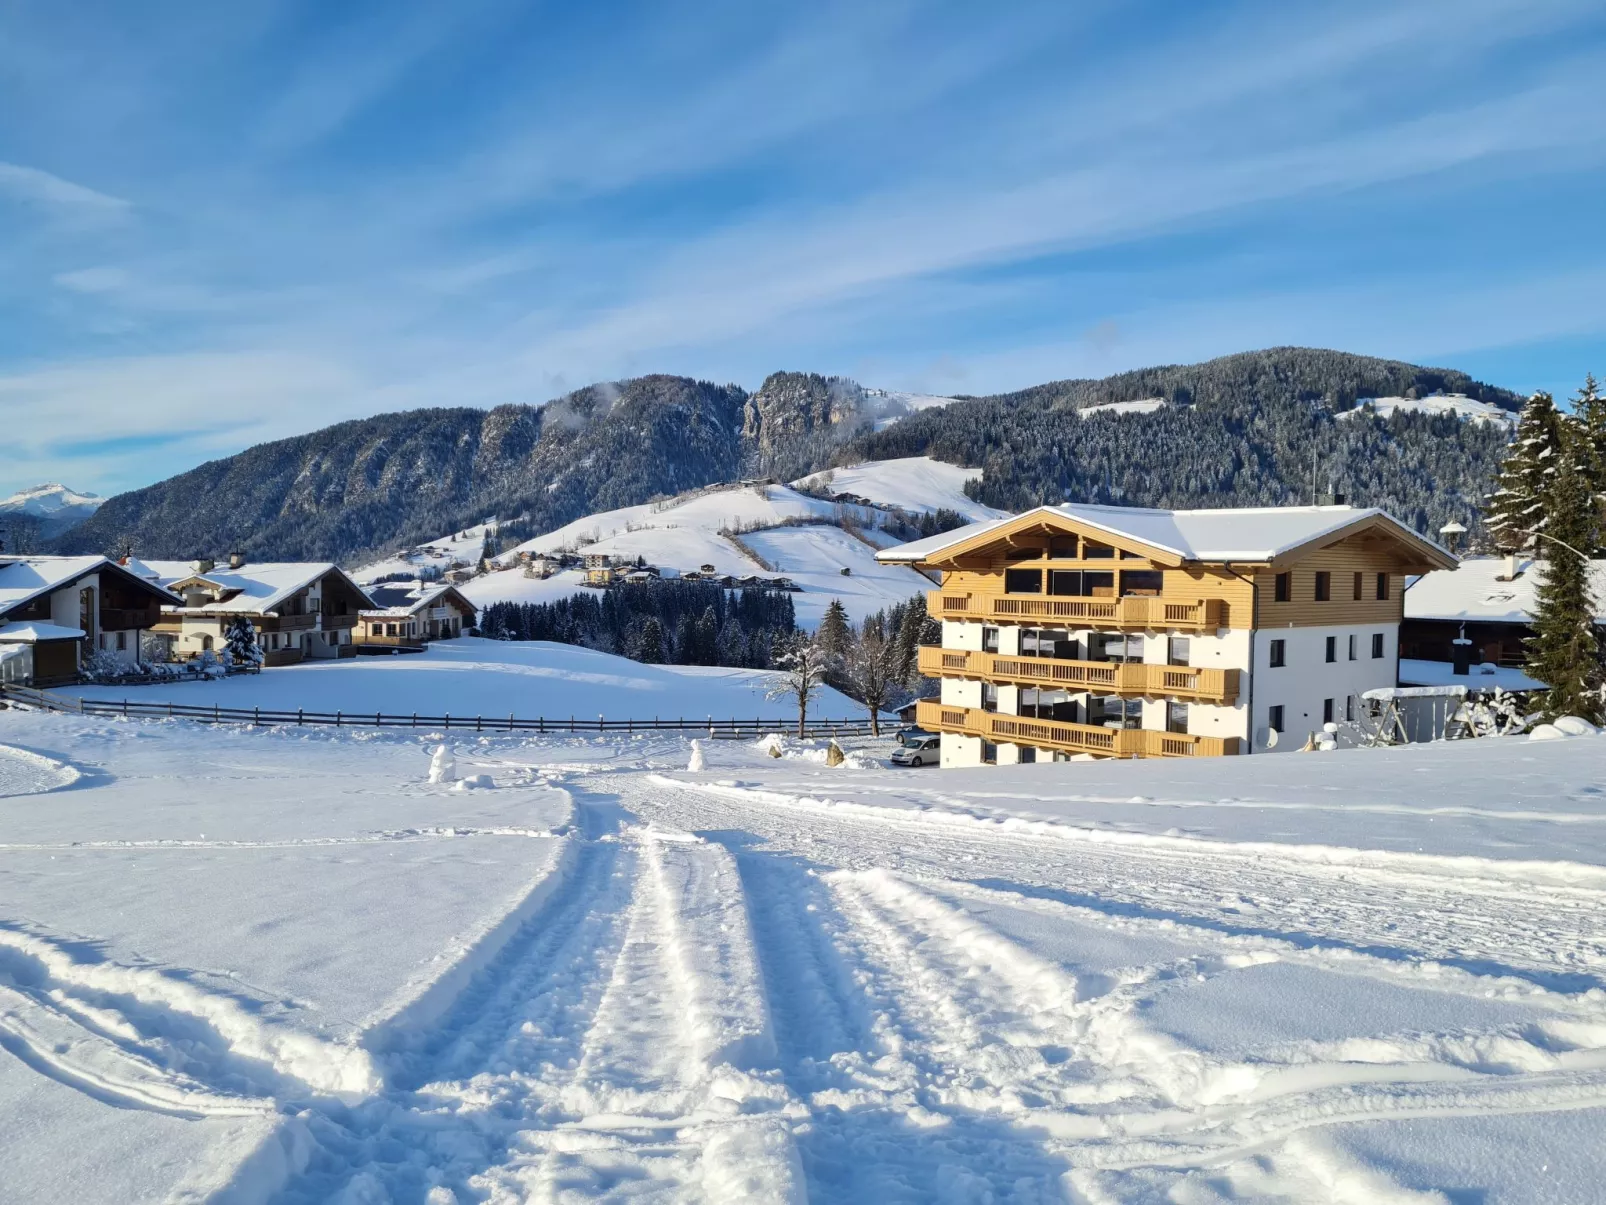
876,503,1456,765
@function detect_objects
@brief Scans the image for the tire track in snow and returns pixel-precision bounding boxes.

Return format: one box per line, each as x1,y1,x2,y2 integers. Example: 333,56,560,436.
484,831,804,1204
643,777,1606,995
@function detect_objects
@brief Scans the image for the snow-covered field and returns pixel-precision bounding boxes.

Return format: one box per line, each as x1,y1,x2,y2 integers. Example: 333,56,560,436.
1,700,1603,1203
1078,397,1167,418
1342,394,1519,429
63,637,868,723
790,457,1003,522
737,526,935,625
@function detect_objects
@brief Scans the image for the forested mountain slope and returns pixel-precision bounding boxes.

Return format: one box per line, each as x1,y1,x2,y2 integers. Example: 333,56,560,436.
54,349,1519,563
850,348,1520,537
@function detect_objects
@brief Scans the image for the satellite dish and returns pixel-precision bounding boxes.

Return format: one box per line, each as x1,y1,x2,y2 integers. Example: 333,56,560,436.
1256,727,1278,749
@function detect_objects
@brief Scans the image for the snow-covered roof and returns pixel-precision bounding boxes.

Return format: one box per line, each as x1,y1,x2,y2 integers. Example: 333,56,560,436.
1397,657,1545,691
877,504,1453,566
360,582,471,618
142,561,370,615
0,555,109,615
1404,556,1606,625
0,621,87,643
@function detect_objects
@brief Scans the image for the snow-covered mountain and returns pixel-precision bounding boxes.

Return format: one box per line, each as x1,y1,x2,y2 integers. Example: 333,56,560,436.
0,483,105,541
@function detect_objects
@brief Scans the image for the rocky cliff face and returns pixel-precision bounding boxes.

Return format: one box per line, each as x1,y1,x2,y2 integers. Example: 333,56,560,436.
741,372,869,477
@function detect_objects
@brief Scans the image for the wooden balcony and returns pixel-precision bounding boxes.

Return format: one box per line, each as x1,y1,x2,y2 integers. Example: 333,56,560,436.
99,607,162,631
263,613,317,631
915,700,1239,759
918,646,1239,704
929,590,1224,631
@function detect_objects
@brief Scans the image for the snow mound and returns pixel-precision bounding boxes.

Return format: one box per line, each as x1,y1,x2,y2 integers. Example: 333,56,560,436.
1530,717,1600,741
0,743,81,797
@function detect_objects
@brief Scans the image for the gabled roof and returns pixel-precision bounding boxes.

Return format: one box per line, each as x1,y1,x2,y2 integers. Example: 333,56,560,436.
0,555,181,619
359,582,476,618
875,503,1456,571
1405,556,1606,625
141,561,374,615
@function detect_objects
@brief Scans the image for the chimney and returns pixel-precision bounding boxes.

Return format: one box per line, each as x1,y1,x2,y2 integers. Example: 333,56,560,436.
192,557,215,574
1503,552,1519,581
228,552,245,570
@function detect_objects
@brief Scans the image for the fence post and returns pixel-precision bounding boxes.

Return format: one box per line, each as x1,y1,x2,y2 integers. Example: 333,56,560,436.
412,713,417,727
444,713,450,730
254,707,260,726
476,715,482,732
336,711,342,727
539,716,544,734
508,713,513,731
376,713,381,727
298,708,304,725
168,703,174,719
569,716,574,733
214,703,219,724
123,699,128,718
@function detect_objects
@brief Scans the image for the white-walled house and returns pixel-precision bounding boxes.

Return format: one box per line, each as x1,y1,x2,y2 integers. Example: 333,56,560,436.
356,581,477,647
0,556,181,685
137,559,374,667
876,503,1456,765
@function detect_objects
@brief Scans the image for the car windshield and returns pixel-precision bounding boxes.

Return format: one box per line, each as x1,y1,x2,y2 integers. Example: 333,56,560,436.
898,730,933,747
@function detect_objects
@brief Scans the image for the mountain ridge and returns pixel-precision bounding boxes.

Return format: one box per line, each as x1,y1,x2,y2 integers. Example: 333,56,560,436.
50,348,1519,564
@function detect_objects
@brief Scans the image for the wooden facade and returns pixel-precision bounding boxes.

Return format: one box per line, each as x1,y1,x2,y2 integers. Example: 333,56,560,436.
885,506,1455,765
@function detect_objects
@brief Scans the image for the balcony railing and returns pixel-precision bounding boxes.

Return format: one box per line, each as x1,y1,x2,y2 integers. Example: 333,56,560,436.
918,646,1239,704
98,607,161,631
929,591,1224,631
915,699,1238,759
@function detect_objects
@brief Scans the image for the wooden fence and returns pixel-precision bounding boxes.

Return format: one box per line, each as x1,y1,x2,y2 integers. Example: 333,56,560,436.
0,684,879,739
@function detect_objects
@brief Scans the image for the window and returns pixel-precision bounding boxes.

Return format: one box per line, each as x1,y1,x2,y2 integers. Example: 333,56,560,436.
982,626,1000,654
1119,569,1164,597
1004,568,1042,594
1372,632,1386,659
1376,573,1389,601
1269,704,1285,733
1353,572,1364,601
1018,746,1036,764
1083,541,1115,559
1314,571,1331,601
1168,637,1191,667
1269,638,1286,667
98,634,107,650
1120,548,1144,560
1049,538,1079,558
201,635,214,651
116,631,127,651
1348,634,1357,661
1082,570,1115,597
1325,635,1336,663
1049,569,1083,596
1004,546,1042,562
1167,701,1189,734
387,623,398,636
1274,572,1291,602
1323,698,1335,724
981,683,999,713
1346,696,1355,722
981,741,998,764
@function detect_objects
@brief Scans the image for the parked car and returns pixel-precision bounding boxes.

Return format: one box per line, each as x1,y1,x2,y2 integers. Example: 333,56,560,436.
890,733,940,767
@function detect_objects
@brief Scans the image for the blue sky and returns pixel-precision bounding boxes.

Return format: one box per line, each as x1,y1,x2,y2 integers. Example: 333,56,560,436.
2,0,1604,500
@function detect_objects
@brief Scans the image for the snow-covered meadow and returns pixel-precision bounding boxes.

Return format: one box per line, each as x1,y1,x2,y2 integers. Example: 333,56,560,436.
1,701,1603,1203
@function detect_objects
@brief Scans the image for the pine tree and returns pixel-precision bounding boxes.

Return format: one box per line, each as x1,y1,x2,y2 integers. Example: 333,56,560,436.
634,616,664,663
223,616,262,667
1526,440,1602,723
1486,392,1562,553
817,599,851,663
1569,373,1606,546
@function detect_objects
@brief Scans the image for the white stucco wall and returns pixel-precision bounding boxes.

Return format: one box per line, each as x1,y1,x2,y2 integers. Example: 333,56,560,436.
1249,622,1398,752
941,677,981,708
943,620,983,651
941,732,984,767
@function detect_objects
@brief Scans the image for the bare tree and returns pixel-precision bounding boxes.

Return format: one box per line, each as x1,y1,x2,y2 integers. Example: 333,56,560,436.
842,622,897,736
766,633,829,738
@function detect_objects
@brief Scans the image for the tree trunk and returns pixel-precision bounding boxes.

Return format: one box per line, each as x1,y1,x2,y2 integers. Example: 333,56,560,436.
869,704,879,737
797,693,807,739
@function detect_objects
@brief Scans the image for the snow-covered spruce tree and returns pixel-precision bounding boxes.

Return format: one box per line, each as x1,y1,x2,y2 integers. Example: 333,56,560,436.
223,616,263,668
816,598,851,664
766,633,829,738
1569,373,1606,539
1484,391,1562,553
1526,440,1603,723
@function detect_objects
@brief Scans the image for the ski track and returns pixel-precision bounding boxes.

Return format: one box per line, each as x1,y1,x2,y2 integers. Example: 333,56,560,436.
7,756,1606,1203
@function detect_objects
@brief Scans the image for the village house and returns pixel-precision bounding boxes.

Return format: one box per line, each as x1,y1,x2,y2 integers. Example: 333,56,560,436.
0,555,180,685
356,582,478,647
136,558,373,667
876,503,1455,765
1402,553,1606,672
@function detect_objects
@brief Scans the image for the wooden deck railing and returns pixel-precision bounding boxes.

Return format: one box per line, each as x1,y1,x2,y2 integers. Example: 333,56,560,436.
918,647,1239,704
914,699,1238,758
929,591,1224,631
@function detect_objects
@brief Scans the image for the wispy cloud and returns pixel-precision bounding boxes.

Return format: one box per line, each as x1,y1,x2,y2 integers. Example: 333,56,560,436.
2,0,1604,498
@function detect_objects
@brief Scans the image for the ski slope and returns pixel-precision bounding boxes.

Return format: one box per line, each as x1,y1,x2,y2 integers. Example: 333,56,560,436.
791,456,1005,522
0,712,1602,1203
738,525,935,625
